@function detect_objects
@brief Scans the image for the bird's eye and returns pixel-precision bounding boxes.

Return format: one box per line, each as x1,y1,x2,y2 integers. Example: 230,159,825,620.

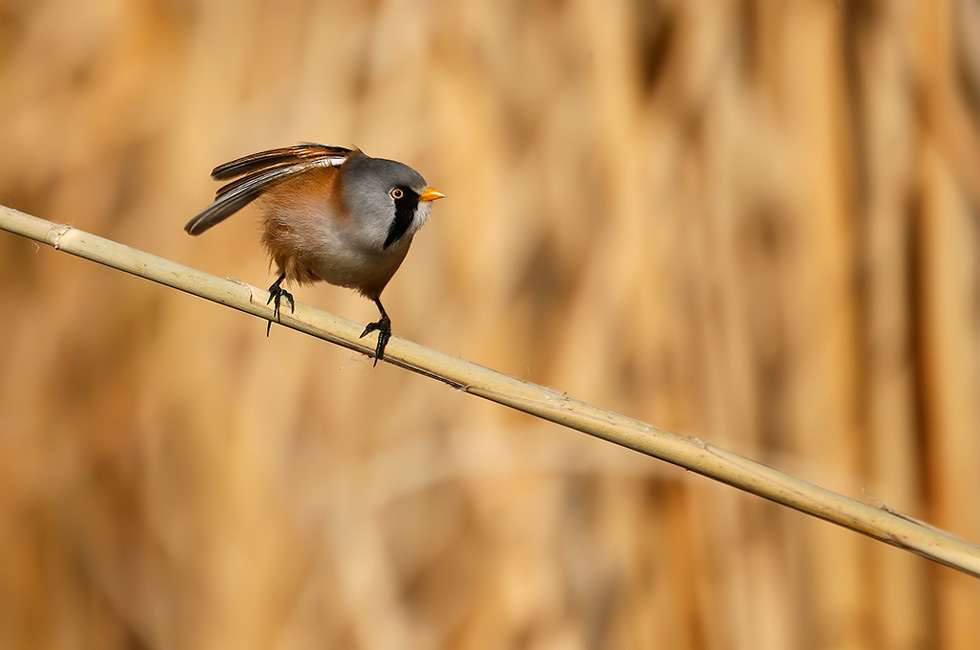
390,188,404,199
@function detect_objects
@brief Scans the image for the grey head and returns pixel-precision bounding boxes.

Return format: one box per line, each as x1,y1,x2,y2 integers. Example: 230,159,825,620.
341,154,441,251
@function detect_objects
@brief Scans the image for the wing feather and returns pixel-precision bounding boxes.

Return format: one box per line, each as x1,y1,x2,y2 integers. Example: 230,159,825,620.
210,143,354,180
184,144,355,235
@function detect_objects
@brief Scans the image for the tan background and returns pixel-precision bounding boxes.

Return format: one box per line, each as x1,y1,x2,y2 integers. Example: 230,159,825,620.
2,1,980,648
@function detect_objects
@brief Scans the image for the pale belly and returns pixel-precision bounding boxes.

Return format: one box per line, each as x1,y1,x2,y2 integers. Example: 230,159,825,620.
262,213,412,298
307,239,410,294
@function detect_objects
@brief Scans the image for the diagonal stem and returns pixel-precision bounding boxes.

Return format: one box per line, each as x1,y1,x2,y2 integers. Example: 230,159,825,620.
2,203,980,578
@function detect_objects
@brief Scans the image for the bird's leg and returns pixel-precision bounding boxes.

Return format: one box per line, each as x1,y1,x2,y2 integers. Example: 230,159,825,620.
359,297,392,366
266,271,295,336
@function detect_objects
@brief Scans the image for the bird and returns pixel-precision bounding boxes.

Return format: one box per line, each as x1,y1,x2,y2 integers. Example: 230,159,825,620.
184,143,445,365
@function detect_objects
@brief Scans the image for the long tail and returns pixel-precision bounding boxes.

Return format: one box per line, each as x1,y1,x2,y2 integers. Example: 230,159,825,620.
184,144,355,235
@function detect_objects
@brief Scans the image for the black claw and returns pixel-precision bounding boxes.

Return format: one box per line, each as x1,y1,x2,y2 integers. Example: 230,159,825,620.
266,272,294,336
359,316,391,366
359,298,392,366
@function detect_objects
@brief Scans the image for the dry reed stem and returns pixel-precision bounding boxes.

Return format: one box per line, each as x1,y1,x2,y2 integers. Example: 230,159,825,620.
3,203,980,579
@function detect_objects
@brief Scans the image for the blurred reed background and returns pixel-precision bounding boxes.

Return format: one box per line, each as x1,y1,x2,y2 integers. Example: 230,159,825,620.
1,0,979,648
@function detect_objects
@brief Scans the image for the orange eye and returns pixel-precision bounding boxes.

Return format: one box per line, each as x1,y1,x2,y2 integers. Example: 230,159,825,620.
391,188,404,199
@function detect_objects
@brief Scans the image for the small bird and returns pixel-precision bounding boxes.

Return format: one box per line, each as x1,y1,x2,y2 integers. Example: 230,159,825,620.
185,143,445,365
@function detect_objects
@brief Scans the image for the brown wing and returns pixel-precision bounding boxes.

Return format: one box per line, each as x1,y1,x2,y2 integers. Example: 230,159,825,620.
184,144,357,235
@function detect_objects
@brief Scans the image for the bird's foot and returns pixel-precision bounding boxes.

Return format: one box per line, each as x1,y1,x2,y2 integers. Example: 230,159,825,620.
266,278,295,336
359,314,391,366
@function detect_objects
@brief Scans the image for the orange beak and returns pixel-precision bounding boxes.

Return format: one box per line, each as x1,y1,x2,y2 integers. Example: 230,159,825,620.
419,187,446,202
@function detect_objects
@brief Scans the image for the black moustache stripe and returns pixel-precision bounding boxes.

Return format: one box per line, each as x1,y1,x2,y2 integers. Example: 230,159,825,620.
384,188,419,249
